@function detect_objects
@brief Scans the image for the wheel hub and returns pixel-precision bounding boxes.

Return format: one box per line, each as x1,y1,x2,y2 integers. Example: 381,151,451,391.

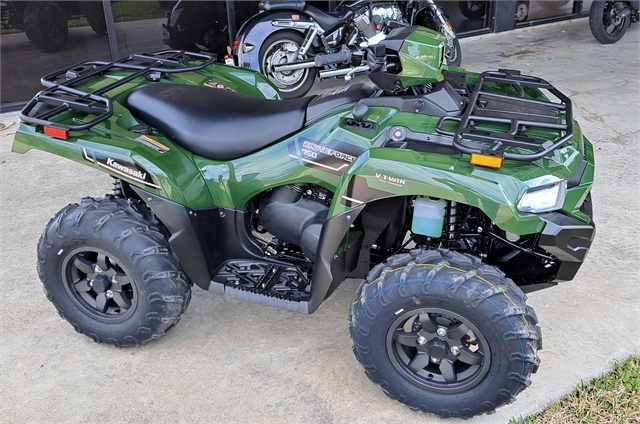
90,274,111,293
62,248,137,322
268,47,305,85
426,338,449,360
386,308,491,393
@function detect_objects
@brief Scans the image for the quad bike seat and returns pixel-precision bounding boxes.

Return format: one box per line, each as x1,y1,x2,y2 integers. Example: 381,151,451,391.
127,84,312,161
127,83,376,161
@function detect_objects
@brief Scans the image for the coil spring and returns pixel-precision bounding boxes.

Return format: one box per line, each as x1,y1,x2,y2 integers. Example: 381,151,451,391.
112,179,123,198
443,201,461,249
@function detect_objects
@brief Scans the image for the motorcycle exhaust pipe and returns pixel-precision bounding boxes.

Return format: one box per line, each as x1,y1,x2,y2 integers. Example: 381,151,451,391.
273,51,351,73
318,68,352,78
273,60,316,72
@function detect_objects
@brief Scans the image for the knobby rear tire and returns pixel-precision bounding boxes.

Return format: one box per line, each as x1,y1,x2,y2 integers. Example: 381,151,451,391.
37,197,192,347
349,249,541,418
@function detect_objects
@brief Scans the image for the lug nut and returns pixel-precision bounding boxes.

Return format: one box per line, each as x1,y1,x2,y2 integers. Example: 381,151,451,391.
436,327,447,337
106,290,114,299
93,264,103,273
417,336,428,345
450,346,460,355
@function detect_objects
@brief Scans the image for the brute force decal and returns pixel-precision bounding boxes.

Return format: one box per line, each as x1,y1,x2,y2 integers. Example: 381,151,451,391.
288,138,367,175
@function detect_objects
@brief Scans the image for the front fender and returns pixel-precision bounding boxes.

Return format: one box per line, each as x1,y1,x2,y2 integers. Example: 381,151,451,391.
234,10,309,70
330,148,546,236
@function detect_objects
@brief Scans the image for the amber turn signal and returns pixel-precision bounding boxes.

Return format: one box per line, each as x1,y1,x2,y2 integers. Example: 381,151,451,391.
470,153,503,169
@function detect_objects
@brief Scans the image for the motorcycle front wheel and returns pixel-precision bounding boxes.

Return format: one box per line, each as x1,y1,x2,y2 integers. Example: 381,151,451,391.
259,31,316,99
589,1,631,44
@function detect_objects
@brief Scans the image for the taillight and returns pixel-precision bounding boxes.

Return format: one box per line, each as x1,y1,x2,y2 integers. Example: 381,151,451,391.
231,40,240,52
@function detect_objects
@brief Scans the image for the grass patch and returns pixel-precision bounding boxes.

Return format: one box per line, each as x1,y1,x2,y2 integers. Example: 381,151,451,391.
511,355,640,424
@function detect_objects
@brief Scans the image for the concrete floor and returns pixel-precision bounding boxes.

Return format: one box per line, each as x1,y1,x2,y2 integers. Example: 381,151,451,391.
1,18,639,423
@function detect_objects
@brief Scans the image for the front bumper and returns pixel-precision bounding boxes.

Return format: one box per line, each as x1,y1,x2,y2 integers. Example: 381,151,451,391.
538,205,595,282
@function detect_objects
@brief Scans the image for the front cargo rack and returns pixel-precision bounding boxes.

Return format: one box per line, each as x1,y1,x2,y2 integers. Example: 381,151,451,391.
20,50,215,131
436,69,573,162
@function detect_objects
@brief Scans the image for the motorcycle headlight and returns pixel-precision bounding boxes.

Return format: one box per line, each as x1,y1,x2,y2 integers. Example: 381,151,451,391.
518,181,567,213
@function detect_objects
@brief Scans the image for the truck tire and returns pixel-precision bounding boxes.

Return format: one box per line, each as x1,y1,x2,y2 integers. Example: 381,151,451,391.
37,197,192,347
23,1,68,53
349,249,541,418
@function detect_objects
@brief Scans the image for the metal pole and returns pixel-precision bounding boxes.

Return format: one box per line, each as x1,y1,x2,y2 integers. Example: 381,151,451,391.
226,0,237,47
103,0,120,60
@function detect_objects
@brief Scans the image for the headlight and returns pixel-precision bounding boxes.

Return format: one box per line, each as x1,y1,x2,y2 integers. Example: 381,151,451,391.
518,181,567,213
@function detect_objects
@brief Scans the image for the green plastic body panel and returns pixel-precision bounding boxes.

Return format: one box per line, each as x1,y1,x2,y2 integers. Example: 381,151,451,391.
398,26,446,87
12,61,594,237
12,64,282,209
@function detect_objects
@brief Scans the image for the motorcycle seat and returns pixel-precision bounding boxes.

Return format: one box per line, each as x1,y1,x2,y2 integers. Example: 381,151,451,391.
303,5,354,33
259,1,305,12
260,1,353,33
127,84,313,161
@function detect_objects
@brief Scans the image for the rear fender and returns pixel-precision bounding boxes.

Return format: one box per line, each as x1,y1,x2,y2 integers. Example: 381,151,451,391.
234,10,310,70
12,122,213,209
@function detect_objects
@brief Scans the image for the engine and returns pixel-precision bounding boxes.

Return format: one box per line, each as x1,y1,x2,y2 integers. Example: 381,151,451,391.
258,185,331,262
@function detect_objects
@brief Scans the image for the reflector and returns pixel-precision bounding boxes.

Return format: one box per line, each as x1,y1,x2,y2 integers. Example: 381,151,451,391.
470,153,503,169
44,126,69,140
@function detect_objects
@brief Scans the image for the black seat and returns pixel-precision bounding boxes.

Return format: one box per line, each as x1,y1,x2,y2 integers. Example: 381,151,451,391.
259,0,305,11
303,4,353,33
127,84,312,161
259,1,353,33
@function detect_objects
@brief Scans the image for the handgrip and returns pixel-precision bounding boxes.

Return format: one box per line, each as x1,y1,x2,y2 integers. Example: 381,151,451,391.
314,50,351,67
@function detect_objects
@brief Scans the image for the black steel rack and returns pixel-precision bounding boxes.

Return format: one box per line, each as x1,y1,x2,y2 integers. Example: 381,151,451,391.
20,50,215,131
437,69,573,161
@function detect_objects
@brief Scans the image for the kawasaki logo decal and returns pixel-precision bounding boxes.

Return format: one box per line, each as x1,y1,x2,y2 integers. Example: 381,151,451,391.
82,148,160,189
287,138,367,175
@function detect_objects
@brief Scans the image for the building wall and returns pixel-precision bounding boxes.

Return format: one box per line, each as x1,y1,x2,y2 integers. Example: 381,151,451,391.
1,1,589,106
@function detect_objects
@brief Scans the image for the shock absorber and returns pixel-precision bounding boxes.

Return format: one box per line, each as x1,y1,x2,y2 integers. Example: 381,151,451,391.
112,179,123,198
444,201,460,249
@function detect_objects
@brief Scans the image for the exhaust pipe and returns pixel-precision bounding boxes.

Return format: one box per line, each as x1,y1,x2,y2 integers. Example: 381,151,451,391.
273,60,316,72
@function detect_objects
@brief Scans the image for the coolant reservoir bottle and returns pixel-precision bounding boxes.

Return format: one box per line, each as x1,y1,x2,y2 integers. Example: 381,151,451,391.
411,197,446,238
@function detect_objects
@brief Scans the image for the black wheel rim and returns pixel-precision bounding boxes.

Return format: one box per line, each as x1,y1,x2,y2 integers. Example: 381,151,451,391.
603,3,628,37
386,307,491,393
62,247,137,322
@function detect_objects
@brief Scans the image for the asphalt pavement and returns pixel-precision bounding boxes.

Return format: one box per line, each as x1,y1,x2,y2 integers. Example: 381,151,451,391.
1,18,639,424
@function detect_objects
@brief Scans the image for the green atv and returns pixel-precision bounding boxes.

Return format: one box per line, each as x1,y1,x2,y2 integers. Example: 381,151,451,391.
13,25,595,418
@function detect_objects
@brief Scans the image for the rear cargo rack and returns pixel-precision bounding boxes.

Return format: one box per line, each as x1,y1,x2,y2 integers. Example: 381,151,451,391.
20,50,215,131
436,69,573,161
